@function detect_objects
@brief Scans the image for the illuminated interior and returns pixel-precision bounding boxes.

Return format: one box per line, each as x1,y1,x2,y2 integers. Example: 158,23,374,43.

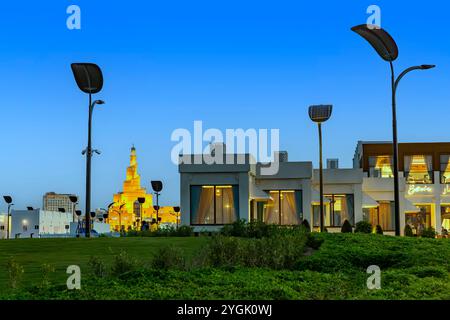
190,185,238,225
362,201,394,231
262,190,302,225
368,155,393,178
405,155,433,184
313,194,354,227
405,205,432,234
441,205,450,231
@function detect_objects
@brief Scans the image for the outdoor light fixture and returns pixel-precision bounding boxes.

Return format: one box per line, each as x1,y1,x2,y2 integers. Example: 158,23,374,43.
173,206,181,229
308,105,333,233
58,208,66,213
351,24,435,236
3,196,13,240
69,196,78,223
75,210,82,216
27,207,34,211
151,181,163,227
71,62,105,238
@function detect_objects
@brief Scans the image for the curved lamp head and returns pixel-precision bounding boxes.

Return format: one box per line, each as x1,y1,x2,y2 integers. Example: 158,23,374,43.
69,195,78,203
151,181,163,192
58,208,66,213
420,64,436,70
173,206,180,213
308,105,333,123
138,197,146,204
71,63,104,94
93,100,105,105
75,210,82,216
351,24,398,62
3,195,12,204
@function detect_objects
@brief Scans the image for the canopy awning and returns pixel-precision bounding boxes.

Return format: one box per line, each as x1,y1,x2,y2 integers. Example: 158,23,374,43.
362,193,379,208
249,184,272,201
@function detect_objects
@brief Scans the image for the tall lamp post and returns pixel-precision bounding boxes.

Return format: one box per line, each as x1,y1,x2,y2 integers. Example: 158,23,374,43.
151,181,163,226
351,24,435,236
173,206,181,229
69,195,78,223
308,105,333,233
71,63,105,238
3,196,13,240
137,197,146,230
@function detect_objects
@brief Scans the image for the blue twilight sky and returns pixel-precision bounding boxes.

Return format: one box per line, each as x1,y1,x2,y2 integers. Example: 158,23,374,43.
0,0,449,211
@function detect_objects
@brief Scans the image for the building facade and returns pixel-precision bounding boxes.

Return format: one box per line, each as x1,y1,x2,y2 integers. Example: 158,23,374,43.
10,209,72,238
179,141,450,236
43,192,78,221
108,146,178,231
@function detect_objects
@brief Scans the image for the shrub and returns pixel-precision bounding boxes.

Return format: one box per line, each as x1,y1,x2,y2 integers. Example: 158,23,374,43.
341,220,353,233
88,256,108,277
174,225,194,237
421,227,436,239
111,250,138,276
40,263,55,288
404,225,414,237
150,245,186,270
301,219,311,232
355,221,372,234
376,225,383,235
6,258,24,289
221,219,248,237
305,233,324,250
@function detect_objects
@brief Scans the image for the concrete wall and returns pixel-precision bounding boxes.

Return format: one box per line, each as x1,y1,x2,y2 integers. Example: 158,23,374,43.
11,209,72,238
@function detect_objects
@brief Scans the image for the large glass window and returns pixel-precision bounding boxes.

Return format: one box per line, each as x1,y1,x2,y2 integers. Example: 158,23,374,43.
368,155,393,178
262,190,302,225
440,155,450,184
363,201,395,231
313,194,354,227
190,185,239,225
405,205,432,234
404,155,433,184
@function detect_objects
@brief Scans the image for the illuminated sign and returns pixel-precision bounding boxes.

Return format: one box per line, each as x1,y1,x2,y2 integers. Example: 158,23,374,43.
407,184,433,195
443,185,450,196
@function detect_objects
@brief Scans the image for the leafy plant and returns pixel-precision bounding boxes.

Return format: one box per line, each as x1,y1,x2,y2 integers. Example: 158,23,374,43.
375,225,383,235
341,220,353,233
111,250,138,276
421,227,436,239
404,224,414,237
301,219,311,232
355,221,372,234
150,245,186,270
40,263,55,288
6,258,24,289
88,256,108,277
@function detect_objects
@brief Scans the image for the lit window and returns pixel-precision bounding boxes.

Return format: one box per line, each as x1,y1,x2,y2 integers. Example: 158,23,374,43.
190,185,239,225
368,155,393,178
262,191,302,225
405,155,433,184
313,194,354,227
363,202,394,231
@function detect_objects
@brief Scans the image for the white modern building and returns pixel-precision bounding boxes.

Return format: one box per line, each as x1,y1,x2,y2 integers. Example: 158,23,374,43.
10,209,72,238
179,141,450,236
0,213,8,239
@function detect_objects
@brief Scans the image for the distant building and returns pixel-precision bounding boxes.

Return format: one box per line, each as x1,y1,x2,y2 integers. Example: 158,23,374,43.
43,192,78,221
10,209,72,238
0,214,8,239
109,146,178,231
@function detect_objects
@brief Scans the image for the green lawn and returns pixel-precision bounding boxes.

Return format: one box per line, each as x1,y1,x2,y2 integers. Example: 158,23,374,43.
1,233,449,300
0,237,207,288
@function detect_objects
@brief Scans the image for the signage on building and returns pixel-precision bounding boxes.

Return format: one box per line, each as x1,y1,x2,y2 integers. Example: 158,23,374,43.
407,184,433,195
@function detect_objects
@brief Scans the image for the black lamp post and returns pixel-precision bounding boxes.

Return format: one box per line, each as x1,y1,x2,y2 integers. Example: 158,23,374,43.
351,24,435,236
69,195,78,223
173,206,181,229
308,105,333,232
71,63,104,238
3,196,13,240
151,181,163,226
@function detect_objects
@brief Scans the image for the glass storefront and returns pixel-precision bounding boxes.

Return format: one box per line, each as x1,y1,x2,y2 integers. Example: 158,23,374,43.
190,185,239,225
369,155,393,178
363,201,395,231
441,205,450,233
262,190,302,225
313,194,354,227
405,205,432,234
404,155,433,184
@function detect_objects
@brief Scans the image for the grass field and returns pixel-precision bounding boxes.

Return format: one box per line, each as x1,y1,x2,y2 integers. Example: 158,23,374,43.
0,237,207,288
0,233,449,299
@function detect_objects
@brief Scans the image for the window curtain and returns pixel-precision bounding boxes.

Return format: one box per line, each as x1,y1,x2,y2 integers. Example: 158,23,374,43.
379,202,393,231
190,186,201,224
312,205,320,227
295,191,303,221
345,194,354,225
282,192,300,225
194,187,214,224
232,185,239,221
425,155,433,181
264,191,279,224
404,156,412,173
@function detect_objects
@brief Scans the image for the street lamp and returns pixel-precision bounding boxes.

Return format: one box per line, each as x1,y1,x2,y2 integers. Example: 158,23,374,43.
173,206,181,229
151,181,163,227
71,63,104,238
308,104,332,233
351,24,435,236
69,195,78,223
3,196,13,240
